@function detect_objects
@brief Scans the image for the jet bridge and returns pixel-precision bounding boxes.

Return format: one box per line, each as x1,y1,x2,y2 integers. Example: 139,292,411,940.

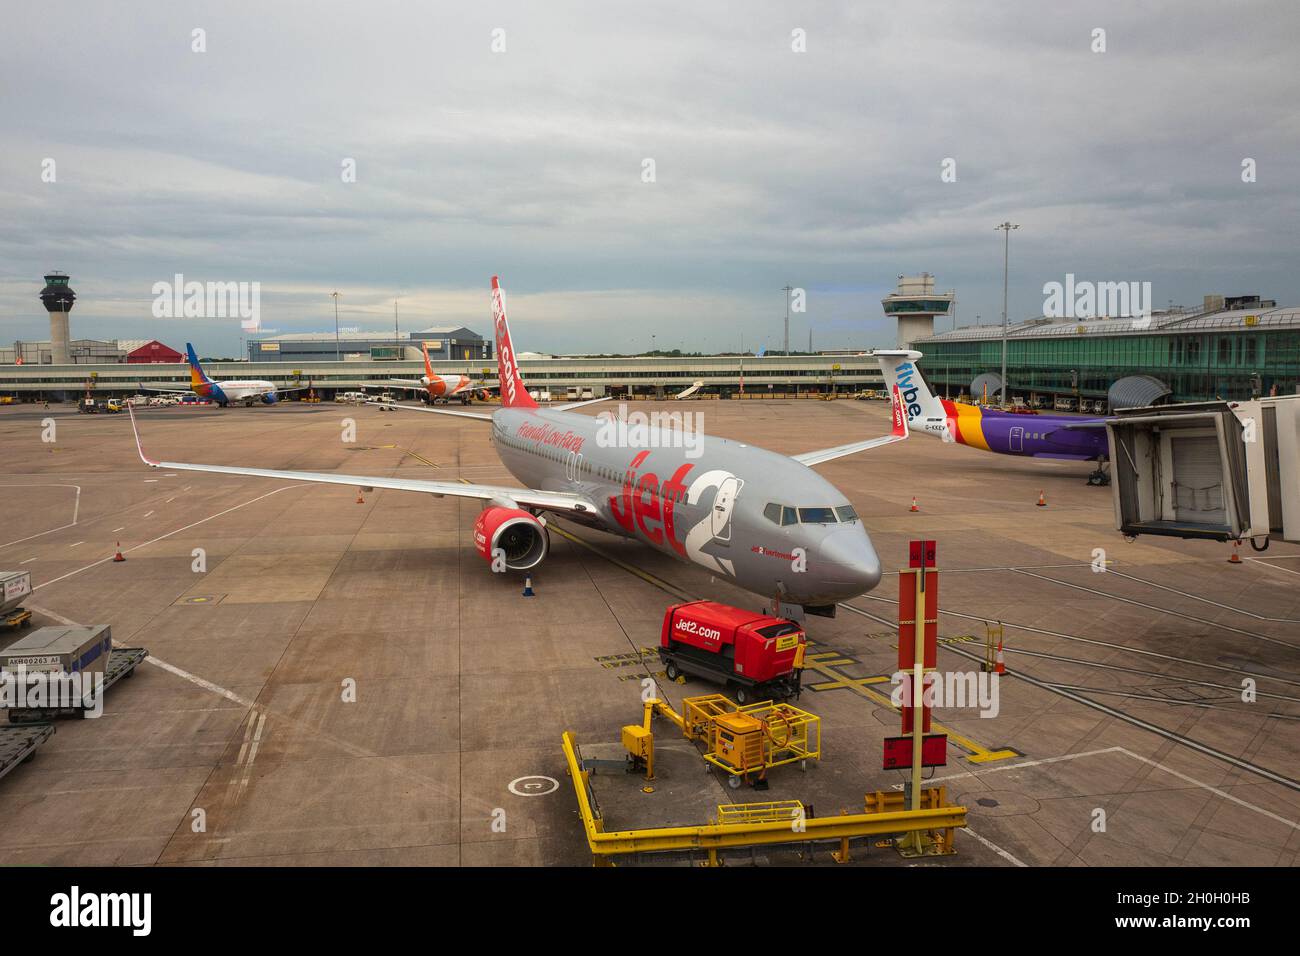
1106,395,1300,546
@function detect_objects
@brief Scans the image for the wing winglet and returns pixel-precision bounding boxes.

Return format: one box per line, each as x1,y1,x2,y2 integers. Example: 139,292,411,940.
127,404,162,467
791,385,910,466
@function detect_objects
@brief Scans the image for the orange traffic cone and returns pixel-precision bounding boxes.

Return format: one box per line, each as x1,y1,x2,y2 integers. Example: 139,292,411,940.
1228,541,1242,564
1036,490,1047,507
112,541,126,563
994,639,1006,674
356,490,365,504
909,496,920,513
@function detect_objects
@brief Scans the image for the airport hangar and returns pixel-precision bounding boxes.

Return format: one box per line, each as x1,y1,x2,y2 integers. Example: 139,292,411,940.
910,294,1300,409
0,351,882,402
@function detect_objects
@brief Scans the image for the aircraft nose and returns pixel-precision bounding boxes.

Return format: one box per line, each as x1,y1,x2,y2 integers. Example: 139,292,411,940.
819,527,882,595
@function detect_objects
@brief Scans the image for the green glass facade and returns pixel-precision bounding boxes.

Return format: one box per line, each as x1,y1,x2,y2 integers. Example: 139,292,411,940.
916,328,1300,402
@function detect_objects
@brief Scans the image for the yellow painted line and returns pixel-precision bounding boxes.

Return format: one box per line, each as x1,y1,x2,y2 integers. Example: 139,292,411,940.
549,524,695,602
403,447,441,468
809,674,891,692
551,520,1018,764
803,659,1018,764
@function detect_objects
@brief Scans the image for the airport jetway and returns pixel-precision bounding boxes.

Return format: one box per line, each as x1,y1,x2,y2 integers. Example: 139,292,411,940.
1106,394,1300,545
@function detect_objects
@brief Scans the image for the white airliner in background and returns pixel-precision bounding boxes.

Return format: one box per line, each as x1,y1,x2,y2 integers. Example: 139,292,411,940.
130,277,909,618
137,344,312,407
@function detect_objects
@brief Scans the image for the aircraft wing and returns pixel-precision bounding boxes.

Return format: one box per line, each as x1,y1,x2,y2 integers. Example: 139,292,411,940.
792,385,909,466
127,406,596,514
1060,421,1109,429
374,380,428,390
137,384,195,393
364,401,494,421
551,396,610,412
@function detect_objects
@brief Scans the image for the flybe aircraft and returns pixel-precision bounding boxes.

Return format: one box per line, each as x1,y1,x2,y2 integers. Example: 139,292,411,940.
875,350,1110,484
138,345,313,407
129,277,910,618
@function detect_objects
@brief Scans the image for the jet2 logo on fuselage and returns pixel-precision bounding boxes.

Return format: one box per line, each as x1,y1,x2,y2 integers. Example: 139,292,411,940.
608,452,744,577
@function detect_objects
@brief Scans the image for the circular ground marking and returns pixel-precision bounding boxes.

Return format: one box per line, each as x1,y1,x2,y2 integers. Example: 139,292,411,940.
508,775,559,797
958,789,1040,817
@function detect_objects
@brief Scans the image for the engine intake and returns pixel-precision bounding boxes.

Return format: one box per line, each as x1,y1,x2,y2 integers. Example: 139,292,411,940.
474,506,549,571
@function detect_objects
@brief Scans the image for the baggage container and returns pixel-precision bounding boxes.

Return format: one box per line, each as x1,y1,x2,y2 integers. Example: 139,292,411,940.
0,625,113,677
0,571,32,615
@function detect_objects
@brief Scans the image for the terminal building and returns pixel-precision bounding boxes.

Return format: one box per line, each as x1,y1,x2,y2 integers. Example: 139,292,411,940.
0,352,881,402
247,327,491,363
911,294,1300,408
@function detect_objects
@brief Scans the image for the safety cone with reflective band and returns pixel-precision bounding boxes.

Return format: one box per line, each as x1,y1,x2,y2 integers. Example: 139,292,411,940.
1228,541,1243,564
356,490,365,504
909,497,920,513
1036,490,1047,507
112,541,126,563
522,575,535,597
994,639,1006,674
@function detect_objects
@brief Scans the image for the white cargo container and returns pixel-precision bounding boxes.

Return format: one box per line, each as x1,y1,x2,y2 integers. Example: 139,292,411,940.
0,571,32,615
1,625,113,678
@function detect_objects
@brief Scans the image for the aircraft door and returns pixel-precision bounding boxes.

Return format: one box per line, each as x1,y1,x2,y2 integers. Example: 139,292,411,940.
1010,425,1024,452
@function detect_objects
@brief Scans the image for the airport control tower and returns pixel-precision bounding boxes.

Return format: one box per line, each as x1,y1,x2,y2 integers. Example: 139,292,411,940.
881,273,954,348
40,272,76,364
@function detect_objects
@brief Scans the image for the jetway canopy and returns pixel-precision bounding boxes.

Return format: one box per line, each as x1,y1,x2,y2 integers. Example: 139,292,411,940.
1108,375,1170,411
1106,395,1300,544
969,373,1003,399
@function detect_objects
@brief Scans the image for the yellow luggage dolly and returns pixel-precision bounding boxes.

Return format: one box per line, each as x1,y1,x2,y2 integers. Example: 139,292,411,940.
1,608,33,631
701,700,821,789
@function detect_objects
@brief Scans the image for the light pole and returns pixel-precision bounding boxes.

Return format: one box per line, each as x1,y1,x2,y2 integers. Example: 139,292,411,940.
781,285,793,356
995,222,1019,405
330,291,342,361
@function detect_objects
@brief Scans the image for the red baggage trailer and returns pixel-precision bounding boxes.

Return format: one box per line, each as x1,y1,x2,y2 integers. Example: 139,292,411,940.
658,601,805,703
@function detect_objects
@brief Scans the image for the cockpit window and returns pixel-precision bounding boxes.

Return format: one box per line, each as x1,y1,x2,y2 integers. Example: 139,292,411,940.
835,505,858,523
798,507,838,524
766,503,800,526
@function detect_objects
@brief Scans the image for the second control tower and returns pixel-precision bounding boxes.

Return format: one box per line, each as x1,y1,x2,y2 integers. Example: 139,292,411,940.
40,272,76,364
881,273,954,348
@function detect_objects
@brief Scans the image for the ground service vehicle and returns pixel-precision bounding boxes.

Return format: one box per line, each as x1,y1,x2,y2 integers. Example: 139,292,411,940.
659,601,805,703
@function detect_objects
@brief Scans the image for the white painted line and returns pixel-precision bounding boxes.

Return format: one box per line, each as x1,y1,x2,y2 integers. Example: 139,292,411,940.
144,479,158,483
143,510,154,518
34,486,295,593
111,527,125,533
0,484,82,550
69,541,84,548
165,497,175,503
21,557,36,563
145,656,254,708
920,746,1299,833
1252,561,1300,576
25,603,79,626
961,826,1027,867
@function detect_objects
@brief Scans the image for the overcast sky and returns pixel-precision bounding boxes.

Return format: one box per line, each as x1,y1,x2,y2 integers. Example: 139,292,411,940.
2,1,1297,357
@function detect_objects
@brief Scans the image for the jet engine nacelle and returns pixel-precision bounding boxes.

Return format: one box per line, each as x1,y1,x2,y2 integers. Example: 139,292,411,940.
262,393,278,404
474,506,549,571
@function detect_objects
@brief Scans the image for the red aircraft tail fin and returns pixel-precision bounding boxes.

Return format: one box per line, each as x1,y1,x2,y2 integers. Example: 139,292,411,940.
491,276,537,409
